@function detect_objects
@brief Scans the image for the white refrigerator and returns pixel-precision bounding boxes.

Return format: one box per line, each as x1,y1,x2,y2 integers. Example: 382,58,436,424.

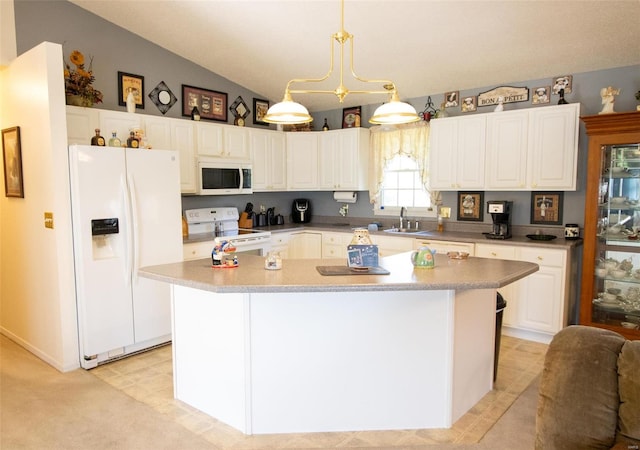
69,145,182,369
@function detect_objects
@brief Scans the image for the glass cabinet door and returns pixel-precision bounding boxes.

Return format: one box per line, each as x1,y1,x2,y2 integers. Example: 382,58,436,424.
592,143,640,331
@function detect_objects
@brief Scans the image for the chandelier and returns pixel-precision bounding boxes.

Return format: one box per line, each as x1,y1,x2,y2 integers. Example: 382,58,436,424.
262,0,420,126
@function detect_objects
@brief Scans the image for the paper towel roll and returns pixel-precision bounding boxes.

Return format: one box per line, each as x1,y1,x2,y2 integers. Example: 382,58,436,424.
333,191,357,203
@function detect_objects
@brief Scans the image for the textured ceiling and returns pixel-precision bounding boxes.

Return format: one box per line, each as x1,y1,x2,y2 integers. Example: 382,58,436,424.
69,0,640,112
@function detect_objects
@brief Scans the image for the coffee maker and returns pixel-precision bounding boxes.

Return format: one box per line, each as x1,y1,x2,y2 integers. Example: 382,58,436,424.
292,198,312,223
484,201,512,239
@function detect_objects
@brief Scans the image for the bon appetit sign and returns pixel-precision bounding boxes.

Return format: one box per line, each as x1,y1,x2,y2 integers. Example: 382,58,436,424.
477,86,529,107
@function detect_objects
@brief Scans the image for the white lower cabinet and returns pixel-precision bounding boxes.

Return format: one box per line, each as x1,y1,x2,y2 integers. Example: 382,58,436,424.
370,234,414,257
183,241,214,261
289,232,322,258
322,232,352,259
413,239,475,255
475,243,568,343
270,232,293,259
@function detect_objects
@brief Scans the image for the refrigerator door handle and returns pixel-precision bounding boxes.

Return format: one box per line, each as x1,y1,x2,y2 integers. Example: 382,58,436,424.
128,174,140,284
122,174,134,288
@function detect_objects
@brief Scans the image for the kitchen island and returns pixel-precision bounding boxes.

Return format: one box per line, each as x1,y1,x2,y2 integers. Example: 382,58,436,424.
140,252,537,435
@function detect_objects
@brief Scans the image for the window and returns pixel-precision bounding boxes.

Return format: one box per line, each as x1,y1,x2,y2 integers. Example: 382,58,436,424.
374,154,436,218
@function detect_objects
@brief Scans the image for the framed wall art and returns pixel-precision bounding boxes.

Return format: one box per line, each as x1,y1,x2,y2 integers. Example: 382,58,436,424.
148,81,177,115
2,126,24,198
461,96,477,113
444,91,459,108
118,71,145,109
457,191,484,221
342,106,361,128
253,98,270,126
532,86,550,104
531,191,563,225
552,75,572,95
182,84,228,122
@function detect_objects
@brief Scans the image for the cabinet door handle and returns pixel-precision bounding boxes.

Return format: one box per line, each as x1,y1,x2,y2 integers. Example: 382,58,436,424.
537,256,543,261
491,252,497,257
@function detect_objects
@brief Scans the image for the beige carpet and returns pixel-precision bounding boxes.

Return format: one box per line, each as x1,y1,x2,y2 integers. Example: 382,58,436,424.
1,334,543,449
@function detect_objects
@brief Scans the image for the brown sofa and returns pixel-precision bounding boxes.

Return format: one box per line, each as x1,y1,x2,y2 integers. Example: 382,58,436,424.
536,325,640,449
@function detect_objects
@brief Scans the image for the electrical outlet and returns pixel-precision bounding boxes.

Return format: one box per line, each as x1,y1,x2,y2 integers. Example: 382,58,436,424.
44,212,54,229
440,207,451,219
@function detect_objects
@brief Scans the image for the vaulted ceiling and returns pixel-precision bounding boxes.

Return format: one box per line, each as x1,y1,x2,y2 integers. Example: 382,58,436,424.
70,0,640,112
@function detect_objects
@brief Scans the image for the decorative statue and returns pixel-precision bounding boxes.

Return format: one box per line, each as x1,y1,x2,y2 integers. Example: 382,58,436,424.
599,86,620,114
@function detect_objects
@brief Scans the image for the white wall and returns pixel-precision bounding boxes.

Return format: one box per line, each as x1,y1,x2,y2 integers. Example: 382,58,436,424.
0,0,16,67
0,41,80,372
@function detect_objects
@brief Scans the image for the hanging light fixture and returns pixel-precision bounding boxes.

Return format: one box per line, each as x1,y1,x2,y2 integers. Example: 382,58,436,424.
262,0,420,126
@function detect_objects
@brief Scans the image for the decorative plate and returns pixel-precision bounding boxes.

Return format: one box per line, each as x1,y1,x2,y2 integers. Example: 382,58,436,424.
148,81,177,115
526,234,557,241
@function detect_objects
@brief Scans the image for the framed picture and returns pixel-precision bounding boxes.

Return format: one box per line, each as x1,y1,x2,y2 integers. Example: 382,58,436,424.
532,86,550,104
342,106,361,128
457,191,484,221
444,91,459,108
2,126,24,198
461,96,477,113
531,191,564,225
117,71,145,109
552,75,572,95
182,84,227,122
253,98,270,126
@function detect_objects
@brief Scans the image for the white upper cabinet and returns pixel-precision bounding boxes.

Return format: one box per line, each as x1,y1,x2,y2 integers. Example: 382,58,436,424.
195,122,225,157
66,105,98,145
527,104,579,190
485,110,530,190
250,129,286,191
318,128,369,191
287,132,319,190
485,103,579,190
429,115,486,190
99,110,142,145
223,126,250,159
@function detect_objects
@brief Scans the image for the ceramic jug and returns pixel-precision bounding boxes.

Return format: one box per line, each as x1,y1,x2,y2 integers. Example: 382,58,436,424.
411,246,436,269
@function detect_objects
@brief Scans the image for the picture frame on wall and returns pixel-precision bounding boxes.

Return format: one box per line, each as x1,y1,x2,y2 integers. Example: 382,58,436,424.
182,84,228,122
532,86,550,104
457,191,484,221
461,96,477,113
2,126,24,198
531,191,564,225
117,71,145,109
342,106,361,128
253,98,270,126
552,75,572,95
444,91,459,108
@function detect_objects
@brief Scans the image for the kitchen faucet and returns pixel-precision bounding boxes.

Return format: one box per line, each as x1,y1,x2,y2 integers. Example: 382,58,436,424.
400,206,407,229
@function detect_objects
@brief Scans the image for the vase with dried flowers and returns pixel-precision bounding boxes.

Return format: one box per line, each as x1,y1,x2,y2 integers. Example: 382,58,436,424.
64,50,103,107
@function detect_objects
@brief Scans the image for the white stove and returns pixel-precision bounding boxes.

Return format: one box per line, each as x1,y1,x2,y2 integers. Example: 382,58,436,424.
184,207,271,254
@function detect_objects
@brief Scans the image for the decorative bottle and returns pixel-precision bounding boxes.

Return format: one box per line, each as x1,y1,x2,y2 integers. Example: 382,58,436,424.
91,128,105,146
126,88,136,113
322,118,329,131
108,131,121,147
191,106,201,121
126,131,139,148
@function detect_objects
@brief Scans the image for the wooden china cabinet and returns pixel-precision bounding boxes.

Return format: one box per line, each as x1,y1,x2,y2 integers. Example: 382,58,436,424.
580,111,640,339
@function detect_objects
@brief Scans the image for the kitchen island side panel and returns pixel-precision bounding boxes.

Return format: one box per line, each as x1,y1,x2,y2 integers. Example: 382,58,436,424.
171,286,251,433
249,290,455,433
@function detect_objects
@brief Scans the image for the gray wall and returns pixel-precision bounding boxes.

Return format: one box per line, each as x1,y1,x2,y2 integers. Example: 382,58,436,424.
15,0,640,229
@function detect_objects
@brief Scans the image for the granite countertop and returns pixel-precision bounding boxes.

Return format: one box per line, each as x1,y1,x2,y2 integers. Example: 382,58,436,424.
184,223,582,250
139,252,538,294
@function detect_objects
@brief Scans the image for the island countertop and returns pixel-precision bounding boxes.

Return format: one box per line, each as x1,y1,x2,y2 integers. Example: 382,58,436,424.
139,252,538,294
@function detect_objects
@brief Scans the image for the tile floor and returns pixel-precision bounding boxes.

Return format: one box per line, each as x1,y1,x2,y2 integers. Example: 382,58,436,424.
90,335,546,449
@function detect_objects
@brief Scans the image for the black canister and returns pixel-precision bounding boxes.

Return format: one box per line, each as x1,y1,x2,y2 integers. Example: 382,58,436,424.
564,224,580,240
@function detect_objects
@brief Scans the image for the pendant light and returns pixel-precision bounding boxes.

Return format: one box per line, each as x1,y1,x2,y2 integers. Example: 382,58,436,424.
262,0,420,126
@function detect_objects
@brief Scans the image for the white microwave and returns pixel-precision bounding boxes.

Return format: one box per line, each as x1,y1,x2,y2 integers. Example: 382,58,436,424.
196,159,253,195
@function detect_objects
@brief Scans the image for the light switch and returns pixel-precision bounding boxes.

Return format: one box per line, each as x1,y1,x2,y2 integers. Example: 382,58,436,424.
44,212,54,229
